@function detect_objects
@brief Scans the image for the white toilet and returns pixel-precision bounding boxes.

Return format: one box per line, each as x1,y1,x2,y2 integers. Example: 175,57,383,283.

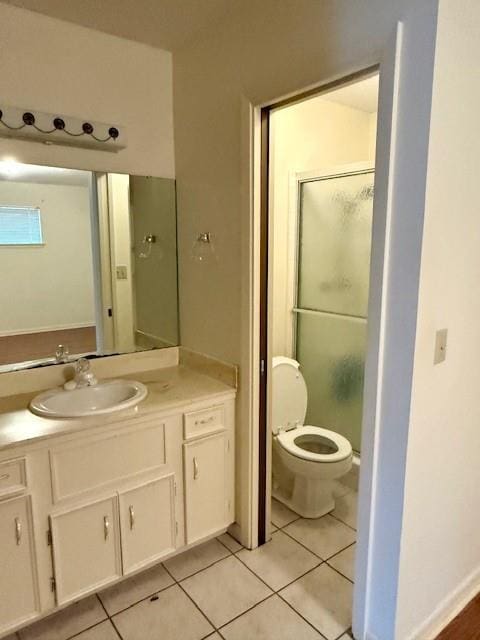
272,356,353,519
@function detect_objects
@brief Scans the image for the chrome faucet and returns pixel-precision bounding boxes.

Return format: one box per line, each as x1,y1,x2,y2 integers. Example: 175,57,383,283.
74,358,97,387
55,344,69,364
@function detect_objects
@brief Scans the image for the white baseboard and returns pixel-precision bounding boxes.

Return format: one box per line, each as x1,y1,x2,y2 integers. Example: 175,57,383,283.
405,565,480,640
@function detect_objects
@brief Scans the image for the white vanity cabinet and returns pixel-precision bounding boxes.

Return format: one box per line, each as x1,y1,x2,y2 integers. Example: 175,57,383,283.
183,404,235,544
50,495,122,605
184,432,229,543
0,494,39,636
0,389,235,638
118,474,176,574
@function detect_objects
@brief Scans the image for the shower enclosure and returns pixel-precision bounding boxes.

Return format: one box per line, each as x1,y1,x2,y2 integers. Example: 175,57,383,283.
294,165,374,453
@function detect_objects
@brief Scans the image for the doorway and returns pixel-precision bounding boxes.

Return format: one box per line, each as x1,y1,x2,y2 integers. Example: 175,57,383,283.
257,69,379,638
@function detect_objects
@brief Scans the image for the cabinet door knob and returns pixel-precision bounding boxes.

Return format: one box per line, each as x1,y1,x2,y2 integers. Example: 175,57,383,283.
14,517,22,545
129,505,135,530
193,456,199,480
103,515,110,541
0,473,10,482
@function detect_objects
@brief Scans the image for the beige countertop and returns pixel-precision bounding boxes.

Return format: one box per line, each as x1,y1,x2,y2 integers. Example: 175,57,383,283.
0,365,236,451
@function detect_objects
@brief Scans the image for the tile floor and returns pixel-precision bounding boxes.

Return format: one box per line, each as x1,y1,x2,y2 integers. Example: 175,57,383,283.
13,488,357,640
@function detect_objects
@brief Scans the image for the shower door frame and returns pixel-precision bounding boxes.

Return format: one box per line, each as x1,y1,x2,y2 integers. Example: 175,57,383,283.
288,162,375,360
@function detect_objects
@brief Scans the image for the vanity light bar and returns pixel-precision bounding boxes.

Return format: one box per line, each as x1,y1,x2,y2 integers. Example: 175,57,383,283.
0,105,127,152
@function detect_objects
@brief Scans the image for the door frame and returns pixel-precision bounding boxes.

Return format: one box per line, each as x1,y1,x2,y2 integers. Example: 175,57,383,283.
256,66,379,546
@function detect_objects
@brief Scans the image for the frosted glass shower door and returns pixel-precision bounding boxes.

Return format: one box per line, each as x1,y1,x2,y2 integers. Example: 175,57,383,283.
295,169,374,453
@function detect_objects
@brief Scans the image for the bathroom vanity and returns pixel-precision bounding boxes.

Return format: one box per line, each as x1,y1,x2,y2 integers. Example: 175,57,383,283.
0,364,236,638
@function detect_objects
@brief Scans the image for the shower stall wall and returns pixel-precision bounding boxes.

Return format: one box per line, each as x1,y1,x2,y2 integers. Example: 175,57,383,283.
294,165,374,453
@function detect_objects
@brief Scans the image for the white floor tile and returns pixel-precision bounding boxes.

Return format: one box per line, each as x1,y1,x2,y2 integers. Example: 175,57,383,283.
280,564,353,640
271,498,300,528
19,595,106,640
218,532,242,553
221,594,324,639
181,555,272,627
98,562,174,615
236,531,319,590
113,584,213,640
332,492,358,529
164,538,230,581
328,544,356,582
284,514,356,559
73,620,119,640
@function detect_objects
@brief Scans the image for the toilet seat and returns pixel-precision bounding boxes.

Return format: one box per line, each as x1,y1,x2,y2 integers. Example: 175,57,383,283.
276,426,352,463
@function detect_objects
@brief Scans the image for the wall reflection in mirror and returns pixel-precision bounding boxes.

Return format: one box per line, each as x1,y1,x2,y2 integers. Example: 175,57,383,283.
0,162,179,371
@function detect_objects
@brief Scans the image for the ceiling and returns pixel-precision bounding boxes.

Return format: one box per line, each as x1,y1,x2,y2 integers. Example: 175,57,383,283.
0,161,91,186
1,0,240,51
321,75,379,114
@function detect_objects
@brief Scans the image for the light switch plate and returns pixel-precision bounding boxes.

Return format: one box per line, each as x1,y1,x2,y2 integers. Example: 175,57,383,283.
434,328,448,364
116,265,128,280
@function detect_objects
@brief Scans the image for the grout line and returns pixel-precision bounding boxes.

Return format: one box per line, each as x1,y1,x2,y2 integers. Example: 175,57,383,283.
163,561,219,634
328,511,357,532
65,618,118,640
276,591,329,640
95,594,123,640
95,574,176,618
324,543,356,562
333,627,354,640
326,565,354,586
279,527,326,561
228,550,276,594
232,539,324,594
215,535,242,556
176,553,234,584
109,617,124,640
216,593,277,632
280,523,356,567
326,541,357,584
217,532,244,553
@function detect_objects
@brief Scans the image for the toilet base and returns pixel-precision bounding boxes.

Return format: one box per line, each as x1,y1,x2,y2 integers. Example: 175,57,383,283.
272,476,335,519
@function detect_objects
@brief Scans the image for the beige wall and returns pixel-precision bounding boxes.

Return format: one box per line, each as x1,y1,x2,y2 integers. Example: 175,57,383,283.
0,181,94,334
396,1,480,637
270,96,376,357
0,3,174,178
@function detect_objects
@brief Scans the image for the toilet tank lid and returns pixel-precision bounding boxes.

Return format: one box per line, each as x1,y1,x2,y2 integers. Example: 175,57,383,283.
271,357,307,435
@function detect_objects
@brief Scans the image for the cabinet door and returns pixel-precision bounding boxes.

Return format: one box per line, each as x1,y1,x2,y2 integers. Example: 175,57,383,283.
50,496,121,605
184,432,227,544
119,475,176,574
0,495,39,635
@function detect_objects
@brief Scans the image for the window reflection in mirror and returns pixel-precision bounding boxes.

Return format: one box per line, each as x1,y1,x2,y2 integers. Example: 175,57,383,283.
0,162,179,371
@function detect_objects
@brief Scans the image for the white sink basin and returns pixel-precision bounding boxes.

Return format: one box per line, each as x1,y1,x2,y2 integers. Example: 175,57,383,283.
29,379,148,418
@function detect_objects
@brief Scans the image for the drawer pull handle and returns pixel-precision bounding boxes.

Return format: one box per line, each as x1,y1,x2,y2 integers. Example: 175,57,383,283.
15,517,22,545
195,416,215,426
103,515,110,541
129,505,135,530
193,456,199,480
0,473,10,482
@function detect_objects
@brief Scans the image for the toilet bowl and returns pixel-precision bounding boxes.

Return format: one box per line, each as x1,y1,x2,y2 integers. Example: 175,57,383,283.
272,356,353,519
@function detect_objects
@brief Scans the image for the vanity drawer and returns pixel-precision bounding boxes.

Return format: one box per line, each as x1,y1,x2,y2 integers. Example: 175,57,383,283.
0,457,27,498
184,405,225,440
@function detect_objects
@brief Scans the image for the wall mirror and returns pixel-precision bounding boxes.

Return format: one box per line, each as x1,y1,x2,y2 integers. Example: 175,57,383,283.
0,161,179,371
